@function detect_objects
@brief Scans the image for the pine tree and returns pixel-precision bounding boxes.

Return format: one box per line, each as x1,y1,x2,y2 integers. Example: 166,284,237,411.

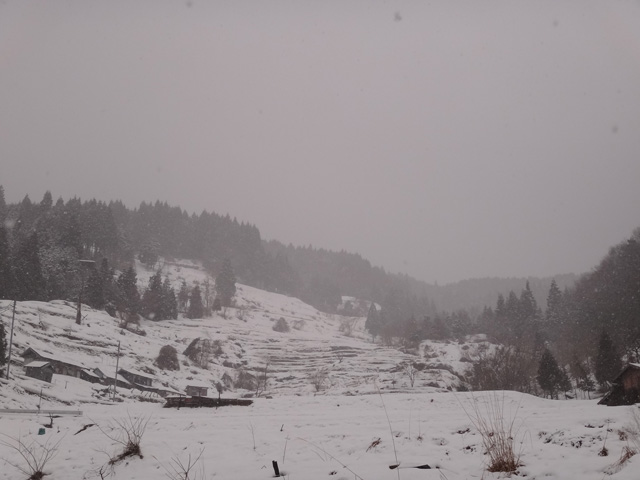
499,291,520,341
187,285,204,319
571,356,595,398
451,310,472,340
40,191,53,210
177,280,189,313
431,313,451,340
215,258,237,308
595,330,622,388
0,320,7,366
161,277,178,320
0,225,13,300
85,262,106,310
364,303,382,340
99,258,117,313
212,296,222,312
545,279,562,322
139,242,159,268
0,185,6,222
116,265,140,320
13,232,46,301
142,270,164,320
519,282,539,321
538,348,563,398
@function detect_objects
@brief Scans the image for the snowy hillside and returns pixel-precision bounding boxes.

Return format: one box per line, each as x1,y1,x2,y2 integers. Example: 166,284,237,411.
0,259,481,411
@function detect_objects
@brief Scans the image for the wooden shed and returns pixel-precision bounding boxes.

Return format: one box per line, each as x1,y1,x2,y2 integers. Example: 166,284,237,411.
118,368,154,389
22,347,85,378
80,368,102,384
24,361,54,383
186,384,209,397
598,363,640,406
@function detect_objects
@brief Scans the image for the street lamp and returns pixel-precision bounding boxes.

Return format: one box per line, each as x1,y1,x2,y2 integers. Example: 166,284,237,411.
76,259,96,325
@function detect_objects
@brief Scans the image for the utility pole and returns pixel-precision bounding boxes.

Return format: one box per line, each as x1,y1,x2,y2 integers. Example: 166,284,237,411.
5,300,16,380
76,259,95,325
112,340,121,401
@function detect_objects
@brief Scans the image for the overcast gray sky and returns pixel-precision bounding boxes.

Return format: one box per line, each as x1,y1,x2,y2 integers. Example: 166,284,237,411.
1,1,639,284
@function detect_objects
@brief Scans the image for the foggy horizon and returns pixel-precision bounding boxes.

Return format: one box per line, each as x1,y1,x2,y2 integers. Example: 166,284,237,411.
2,1,639,284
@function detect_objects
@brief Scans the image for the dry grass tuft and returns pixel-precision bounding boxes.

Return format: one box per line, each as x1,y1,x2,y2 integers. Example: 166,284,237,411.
459,392,523,474
605,406,640,475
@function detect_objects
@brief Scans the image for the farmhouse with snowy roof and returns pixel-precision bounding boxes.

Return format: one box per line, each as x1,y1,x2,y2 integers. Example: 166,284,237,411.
118,368,155,390
22,347,85,378
24,361,54,383
598,363,640,406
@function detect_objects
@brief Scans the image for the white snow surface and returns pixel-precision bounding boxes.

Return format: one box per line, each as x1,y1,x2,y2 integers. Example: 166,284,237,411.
0,260,638,479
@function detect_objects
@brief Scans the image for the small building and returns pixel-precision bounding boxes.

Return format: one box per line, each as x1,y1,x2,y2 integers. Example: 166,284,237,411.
156,386,184,398
93,368,110,382
186,384,209,397
24,361,54,383
108,374,134,390
22,348,85,378
80,368,102,384
598,363,640,406
118,368,154,389
93,368,135,389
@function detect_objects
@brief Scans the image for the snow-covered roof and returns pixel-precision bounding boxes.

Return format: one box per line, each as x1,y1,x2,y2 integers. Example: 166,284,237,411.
114,374,133,385
185,381,209,388
119,368,155,380
157,387,184,395
24,361,50,369
22,347,86,369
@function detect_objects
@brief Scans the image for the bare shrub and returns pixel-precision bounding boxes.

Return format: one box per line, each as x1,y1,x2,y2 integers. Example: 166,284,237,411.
606,406,640,474
0,433,62,480
158,448,206,480
459,392,523,473
254,359,270,397
156,345,180,371
339,317,357,337
183,338,222,369
468,346,535,393
95,413,150,465
272,317,290,333
234,369,257,390
235,306,248,322
605,446,636,475
309,367,330,392
626,406,640,450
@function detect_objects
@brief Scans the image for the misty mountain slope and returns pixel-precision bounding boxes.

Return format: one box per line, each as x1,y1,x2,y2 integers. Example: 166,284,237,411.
0,261,489,409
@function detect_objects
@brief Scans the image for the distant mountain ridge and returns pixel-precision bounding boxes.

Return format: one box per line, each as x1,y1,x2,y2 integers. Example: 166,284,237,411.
1,187,579,320
425,273,579,313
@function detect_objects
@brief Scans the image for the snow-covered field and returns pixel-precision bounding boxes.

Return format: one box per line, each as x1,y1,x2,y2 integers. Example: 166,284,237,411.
0,392,638,479
1,260,638,479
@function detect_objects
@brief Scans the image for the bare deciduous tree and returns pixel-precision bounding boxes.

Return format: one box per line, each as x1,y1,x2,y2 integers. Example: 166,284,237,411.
401,362,419,388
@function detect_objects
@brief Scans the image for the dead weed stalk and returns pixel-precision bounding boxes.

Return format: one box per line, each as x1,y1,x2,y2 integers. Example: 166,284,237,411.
458,392,524,474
